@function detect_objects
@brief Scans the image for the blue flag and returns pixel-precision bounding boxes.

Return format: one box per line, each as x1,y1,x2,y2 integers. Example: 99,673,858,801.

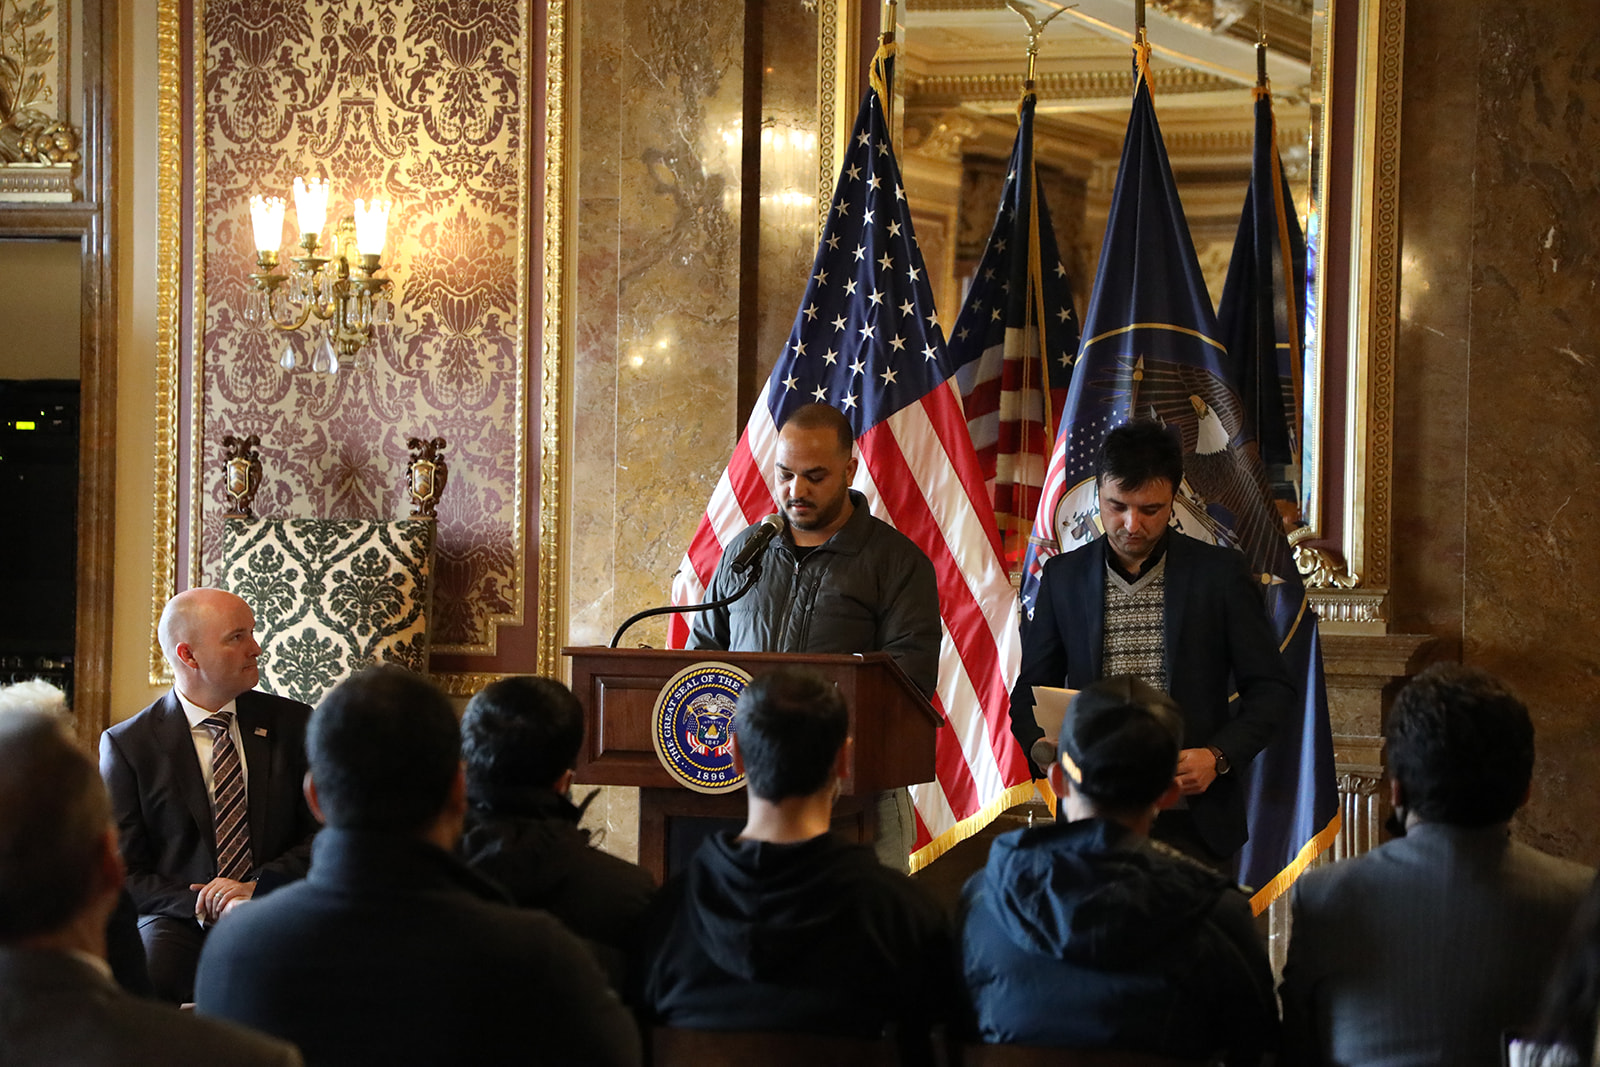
1219,82,1340,906
948,92,1081,565
1021,44,1337,909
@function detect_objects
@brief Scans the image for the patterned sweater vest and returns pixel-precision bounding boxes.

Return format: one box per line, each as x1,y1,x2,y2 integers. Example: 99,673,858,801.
1102,556,1167,693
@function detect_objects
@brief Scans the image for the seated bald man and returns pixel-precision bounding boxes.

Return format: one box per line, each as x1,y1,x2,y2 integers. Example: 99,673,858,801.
100,588,319,1003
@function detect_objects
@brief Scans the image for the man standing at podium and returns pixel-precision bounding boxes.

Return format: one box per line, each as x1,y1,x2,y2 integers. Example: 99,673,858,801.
687,402,940,867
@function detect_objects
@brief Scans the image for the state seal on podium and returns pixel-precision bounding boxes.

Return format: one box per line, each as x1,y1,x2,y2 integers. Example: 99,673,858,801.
651,662,751,794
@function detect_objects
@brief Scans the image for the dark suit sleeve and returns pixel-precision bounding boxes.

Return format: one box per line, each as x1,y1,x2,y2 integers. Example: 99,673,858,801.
1277,880,1324,1066
100,728,201,920
1009,558,1072,779
1208,550,1294,768
877,547,941,695
252,701,319,892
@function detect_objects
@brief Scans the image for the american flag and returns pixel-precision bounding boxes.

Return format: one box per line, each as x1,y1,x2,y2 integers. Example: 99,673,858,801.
949,91,1080,567
668,51,1034,869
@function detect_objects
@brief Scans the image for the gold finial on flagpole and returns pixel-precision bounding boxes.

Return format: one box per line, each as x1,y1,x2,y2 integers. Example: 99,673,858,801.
1005,0,1074,91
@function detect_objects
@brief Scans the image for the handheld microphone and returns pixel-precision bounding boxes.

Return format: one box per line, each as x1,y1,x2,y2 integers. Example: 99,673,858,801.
728,514,784,574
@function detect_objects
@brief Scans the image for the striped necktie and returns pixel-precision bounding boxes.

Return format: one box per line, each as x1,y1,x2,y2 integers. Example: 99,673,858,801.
200,712,254,881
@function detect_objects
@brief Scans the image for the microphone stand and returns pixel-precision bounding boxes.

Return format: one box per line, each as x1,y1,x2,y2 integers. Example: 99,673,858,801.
609,562,765,649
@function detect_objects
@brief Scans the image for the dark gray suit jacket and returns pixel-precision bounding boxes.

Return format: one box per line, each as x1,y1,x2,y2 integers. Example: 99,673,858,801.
1279,822,1593,1067
100,689,320,921
0,947,300,1066
1010,532,1294,856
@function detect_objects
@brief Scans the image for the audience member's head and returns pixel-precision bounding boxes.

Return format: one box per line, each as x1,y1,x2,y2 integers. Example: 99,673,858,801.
1095,418,1184,493
157,588,263,710
461,676,584,807
0,712,121,946
1386,663,1534,827
307,665,462,839
0,678,70,722
1054,675,1185,822
734,668,849,802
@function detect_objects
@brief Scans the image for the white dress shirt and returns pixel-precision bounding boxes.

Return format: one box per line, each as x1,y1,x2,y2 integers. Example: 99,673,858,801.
173,689,250,812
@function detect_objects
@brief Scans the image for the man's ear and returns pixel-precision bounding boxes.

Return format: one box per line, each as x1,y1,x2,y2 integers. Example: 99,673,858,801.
552,768,575,795
97,827,125,895
1047,759,1066,799
1155,780,1182,811
444,764,468,819
833,736,854,781
1388,776,1403,810
730,732,744,776
174,641,200,671
845,455,860,485
304,771,326,825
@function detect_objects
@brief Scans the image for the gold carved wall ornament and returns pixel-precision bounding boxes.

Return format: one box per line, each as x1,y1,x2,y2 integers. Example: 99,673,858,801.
0,0,80,200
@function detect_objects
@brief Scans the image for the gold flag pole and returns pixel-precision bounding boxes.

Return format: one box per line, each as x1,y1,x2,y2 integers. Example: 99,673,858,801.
1005,0,1072,91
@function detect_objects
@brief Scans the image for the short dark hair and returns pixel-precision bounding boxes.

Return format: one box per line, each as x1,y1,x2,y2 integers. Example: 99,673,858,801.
308,666,461,834
1059,676,1184,813
1095,419,1184,493
736,668,849,801
461,676,584,808
0,713,109,941
780,402,854,454
1386,663,1534,826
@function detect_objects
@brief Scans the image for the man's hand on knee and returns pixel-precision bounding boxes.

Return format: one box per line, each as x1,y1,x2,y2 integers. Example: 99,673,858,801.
189,877,255,924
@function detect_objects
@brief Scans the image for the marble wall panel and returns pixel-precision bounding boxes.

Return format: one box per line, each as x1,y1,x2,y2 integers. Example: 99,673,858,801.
1393,0,1600,866
1462,0,1600,863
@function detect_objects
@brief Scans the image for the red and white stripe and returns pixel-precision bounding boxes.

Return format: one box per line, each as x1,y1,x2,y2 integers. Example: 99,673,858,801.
669,381,1031,863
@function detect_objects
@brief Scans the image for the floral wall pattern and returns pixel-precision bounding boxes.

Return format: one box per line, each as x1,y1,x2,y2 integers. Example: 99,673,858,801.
194,0,528,651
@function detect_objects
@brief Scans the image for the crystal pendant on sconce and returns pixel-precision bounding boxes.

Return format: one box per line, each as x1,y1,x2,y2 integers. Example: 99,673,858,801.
279,342,297,370
311,338,330,374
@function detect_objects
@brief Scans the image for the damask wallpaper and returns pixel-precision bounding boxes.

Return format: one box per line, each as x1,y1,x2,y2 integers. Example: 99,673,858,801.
193,0,529,652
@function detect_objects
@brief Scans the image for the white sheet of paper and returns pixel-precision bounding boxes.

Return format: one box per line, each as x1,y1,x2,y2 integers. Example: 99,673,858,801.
1030,686,1077,744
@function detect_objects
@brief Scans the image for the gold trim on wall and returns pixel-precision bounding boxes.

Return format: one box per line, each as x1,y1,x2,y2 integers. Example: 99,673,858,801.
539,0,569,679
1346,0,1403,594
148,0,182,684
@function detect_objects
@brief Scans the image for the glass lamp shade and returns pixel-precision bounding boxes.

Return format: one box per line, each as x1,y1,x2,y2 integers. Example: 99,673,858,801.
249,195,286,255
292,176,330,238
353,198,392,257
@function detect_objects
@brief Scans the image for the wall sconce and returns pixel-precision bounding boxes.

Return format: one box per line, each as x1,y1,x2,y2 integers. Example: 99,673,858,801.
245,177,395,373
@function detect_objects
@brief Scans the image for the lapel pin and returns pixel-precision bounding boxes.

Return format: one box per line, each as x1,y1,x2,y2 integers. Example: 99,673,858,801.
254,728,269,737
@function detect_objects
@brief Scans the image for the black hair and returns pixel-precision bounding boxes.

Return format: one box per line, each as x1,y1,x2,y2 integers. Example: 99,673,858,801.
1386,663,1534,827
308,665,461,834
780,402,855,454
0,713,109,940
736,668,849,802
461,676,584,809
1095,419,1184,493
1059,675,1184,813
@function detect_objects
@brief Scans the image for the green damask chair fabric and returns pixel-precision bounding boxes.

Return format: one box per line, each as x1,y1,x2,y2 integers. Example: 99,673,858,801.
220,518,437,707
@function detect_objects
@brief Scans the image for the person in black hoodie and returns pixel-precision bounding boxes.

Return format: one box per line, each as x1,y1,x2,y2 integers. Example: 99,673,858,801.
960,676,1277,1064
634,667,958,1058
459,675,656,985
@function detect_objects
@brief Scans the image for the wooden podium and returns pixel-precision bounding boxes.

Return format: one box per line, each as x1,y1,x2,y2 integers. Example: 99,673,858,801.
563,646,941,881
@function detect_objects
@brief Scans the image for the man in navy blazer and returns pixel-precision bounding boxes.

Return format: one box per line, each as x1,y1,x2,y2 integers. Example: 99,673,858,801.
1010,421,1292,864
100,588,319,1002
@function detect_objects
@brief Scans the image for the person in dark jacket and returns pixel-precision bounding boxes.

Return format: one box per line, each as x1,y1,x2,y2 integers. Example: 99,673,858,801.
194,666,640,1067
962,676,1278,1064
635,667,959,1060
686,402,941,869
459,675,655,986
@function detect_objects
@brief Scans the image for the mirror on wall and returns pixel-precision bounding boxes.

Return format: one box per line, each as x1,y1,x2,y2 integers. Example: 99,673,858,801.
895,0,1326,526
0,238,83,700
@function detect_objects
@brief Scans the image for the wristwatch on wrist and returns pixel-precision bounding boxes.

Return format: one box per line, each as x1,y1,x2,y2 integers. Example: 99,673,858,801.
1206,745,1230,775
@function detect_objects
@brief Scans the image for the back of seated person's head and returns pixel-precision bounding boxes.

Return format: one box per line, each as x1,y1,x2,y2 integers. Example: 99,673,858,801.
736,668,849,802
309,665,460,834
1057,675,1184,819
1386,663,1534,827
461,676,583,807
0,679,70,722
0,712,116,944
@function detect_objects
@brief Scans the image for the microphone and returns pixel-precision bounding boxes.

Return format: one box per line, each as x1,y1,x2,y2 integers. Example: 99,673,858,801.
728,514,783,574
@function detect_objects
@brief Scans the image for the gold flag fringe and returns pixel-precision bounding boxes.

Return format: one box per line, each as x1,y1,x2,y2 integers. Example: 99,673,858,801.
1248,812,1342,916
908,780,1040,874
